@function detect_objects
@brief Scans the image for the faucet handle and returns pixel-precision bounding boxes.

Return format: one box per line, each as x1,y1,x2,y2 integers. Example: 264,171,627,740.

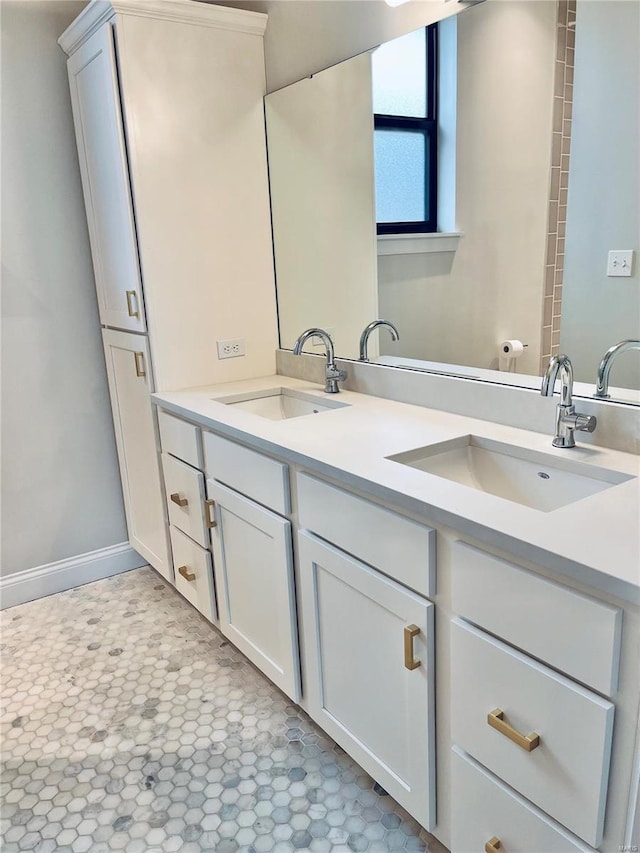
565,412,597,433
560,409,597,434
326,366,347,382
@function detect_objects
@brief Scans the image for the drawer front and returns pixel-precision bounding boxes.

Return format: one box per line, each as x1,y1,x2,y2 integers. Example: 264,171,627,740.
451,541,622,696
451,747,595,853
158,411,203,469
162,453,208,547
297,472,435,598
203,432,290,515
451,618,614,847
170,526,216,624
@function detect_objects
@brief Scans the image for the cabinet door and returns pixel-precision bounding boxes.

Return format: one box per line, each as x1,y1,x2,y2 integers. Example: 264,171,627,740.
208,480,300,702
102,329,170,580
67,25,146,332
298,531,436,830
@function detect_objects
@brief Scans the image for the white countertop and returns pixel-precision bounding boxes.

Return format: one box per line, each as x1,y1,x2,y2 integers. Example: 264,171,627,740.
153,376,640,604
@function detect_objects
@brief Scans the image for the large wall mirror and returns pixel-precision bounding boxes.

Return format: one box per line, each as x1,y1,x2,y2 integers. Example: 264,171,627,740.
265,0,639,405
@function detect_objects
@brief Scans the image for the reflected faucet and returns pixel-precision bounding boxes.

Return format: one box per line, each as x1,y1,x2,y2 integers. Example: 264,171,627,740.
594,339,640,399
293,328,347,394
359,320,400,362
541,354,597,448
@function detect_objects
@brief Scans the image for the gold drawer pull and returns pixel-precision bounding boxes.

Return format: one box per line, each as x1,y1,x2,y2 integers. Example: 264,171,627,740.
178,565,195,582
204,499,217,528
485,838,501,853
134,351,146,377
126,289,139,318
488,708,540,752
170,493,188,507
403,624,421,670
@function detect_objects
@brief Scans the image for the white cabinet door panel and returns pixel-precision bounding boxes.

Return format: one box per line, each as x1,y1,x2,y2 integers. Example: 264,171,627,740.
298,531,435,830
208,480,300,702
102,329,169,580
67,25,145,332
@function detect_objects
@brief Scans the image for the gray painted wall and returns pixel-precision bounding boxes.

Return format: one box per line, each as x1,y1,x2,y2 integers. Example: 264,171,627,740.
1,1,128,578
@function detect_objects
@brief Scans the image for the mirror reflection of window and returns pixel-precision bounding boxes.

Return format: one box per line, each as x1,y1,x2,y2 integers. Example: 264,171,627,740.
372,26,438,234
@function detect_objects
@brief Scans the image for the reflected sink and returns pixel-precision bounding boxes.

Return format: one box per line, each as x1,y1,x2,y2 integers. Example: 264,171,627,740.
387,435,633,512
217,388,349,421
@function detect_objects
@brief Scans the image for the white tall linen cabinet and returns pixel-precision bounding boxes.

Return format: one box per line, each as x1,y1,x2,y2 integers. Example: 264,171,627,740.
59,0,279,580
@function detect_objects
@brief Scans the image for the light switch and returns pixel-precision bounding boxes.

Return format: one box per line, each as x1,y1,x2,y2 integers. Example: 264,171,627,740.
607,250,634,277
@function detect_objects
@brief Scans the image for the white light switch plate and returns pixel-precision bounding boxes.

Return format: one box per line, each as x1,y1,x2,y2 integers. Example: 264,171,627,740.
607,250,634,277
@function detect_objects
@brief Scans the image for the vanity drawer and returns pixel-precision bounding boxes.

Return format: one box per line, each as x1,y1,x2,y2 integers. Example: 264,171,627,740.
170,526,216,623
158,411,203,469
203,431,290,515
451,747,595,853
451,618,614,848
162,453,208,547
297,472,435,598
451,541,622,696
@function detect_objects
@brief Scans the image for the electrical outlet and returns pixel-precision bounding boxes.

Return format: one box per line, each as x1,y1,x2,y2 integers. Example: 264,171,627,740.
607,250,634,277
217,338,245,359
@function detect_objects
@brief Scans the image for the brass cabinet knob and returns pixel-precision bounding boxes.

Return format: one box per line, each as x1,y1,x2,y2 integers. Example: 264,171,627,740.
485,838,501,853
487,708,540,752
178,565,195,582
170,493,188,507
403,624,421,671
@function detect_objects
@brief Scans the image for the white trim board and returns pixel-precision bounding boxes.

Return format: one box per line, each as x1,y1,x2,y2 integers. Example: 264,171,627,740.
0,543,147,610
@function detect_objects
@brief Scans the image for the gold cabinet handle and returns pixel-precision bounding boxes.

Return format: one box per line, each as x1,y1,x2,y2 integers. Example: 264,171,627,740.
170,493,188,507
488,708,540,752
403,624,421,670
204,499,217,528
134,351,146,377
178,565,196,582
485,838,501,853
126,289,139,318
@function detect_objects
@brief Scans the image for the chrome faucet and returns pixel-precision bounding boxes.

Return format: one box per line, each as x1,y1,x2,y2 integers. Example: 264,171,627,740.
541,354,597,447
293,328,347,394
359,320,400,362
594,339,640,398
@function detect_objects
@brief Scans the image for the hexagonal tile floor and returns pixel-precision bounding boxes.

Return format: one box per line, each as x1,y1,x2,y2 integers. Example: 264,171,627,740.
0,567,448,853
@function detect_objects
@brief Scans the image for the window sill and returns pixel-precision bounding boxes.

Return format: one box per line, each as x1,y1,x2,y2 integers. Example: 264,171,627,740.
377,232,461,256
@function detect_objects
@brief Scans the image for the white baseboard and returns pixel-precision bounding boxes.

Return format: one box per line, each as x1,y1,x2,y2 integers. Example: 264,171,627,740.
0,542,147,610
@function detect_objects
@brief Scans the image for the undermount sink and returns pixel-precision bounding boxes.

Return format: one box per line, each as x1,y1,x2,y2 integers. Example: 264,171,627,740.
387,435,633,512
217,388,349,421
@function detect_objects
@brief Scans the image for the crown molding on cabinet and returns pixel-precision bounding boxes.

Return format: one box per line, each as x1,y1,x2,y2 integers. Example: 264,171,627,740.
58,0,268,55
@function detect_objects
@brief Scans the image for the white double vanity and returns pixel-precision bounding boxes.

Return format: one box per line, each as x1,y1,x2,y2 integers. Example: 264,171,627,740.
149,375,640,853
58,0,640,850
